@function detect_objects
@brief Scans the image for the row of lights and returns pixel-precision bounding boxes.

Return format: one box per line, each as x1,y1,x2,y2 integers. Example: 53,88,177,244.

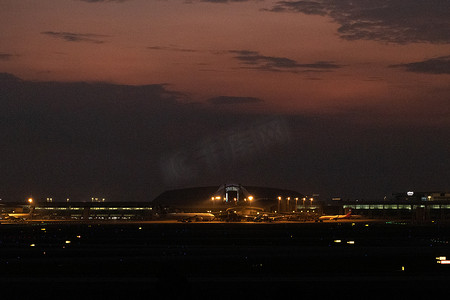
26,197,106,203
211,195,254,202
277,196,314,202
277,196,314,205
276,196,315,213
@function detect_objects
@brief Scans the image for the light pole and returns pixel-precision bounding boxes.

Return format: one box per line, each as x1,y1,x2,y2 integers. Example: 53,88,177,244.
28,197,34,220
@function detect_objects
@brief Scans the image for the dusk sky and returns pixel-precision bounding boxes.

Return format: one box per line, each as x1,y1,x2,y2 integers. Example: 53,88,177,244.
1,0,449,202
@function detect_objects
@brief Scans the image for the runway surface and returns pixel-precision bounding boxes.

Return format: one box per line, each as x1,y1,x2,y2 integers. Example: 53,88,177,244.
1,221,450,299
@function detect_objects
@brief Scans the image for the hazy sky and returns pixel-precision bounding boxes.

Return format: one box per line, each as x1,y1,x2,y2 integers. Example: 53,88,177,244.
0,0,449,201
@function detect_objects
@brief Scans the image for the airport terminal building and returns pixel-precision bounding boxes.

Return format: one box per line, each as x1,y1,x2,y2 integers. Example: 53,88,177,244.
1,187,450,222
325,191,450,222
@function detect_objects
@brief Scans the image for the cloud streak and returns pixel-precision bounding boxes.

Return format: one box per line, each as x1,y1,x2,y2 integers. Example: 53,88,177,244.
390,56,450,74
229,50,342,73
266,0,450,44
41,31,110,44
0,53,14,61
207,96,264,105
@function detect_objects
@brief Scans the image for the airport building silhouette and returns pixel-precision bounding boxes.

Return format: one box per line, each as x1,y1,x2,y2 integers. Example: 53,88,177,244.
1,185,450,222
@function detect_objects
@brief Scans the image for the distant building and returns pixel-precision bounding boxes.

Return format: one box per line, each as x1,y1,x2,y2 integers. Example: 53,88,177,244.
3,189,449,223
152,184,306,213
30,202,153,221
331,191,450,222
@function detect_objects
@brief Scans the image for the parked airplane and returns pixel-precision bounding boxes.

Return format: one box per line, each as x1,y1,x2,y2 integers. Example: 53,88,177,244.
219,206,273,222
2,210,34,221
1,199,36,221
166,212,215,222
317,210,353,221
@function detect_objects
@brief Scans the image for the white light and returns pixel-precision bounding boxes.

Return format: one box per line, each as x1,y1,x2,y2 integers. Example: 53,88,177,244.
436,256,450,264
407,191,414,196
347,241,355,244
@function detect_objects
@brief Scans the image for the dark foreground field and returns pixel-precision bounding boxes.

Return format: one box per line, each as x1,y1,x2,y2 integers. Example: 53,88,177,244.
1,221,450,299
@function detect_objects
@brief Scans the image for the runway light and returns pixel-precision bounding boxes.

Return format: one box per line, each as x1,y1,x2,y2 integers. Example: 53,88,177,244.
65,240,71,244
30,244,35,247
334,239,342,243
347,240,355,245
436,256,450,264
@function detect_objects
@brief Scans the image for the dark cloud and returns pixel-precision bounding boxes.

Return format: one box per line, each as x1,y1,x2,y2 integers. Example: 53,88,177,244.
229,50,342,72
0,53,14,61
41,31,110,44
0,73,448,202
266,0,450,44
0,73,186,201
268,0,328,14
207,96,264,105
390,55,450,74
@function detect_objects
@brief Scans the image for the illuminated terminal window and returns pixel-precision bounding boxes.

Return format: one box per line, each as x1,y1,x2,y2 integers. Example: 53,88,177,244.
385,205,398,209
398,205,412,210
369,205,384,209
